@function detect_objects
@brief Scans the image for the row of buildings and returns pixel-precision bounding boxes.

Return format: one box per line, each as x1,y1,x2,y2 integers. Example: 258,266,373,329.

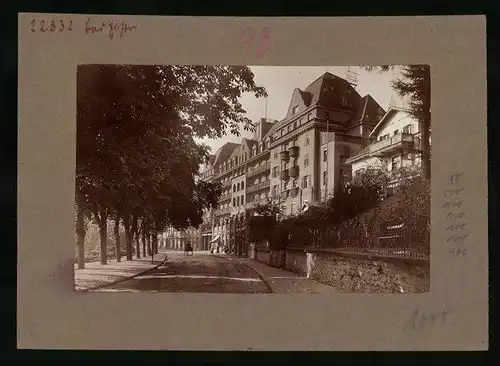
164,71,425,254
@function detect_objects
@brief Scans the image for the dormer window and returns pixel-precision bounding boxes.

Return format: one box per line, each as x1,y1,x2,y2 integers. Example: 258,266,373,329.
341,97,348,107
292,105,298,115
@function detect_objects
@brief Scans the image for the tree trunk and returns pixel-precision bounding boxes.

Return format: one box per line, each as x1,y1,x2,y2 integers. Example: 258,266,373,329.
141,224,147,257
147,232,152,256
131,215,138,258
152,232,158,254
75,197,86,269
114,215,121,262
135,231,141,259
97,208,108,265
123,215,133,260
420,114,431,180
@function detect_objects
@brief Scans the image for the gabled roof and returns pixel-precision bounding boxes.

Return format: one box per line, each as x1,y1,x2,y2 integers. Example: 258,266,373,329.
349,94,386,125
368,106,411,138
241,137,258,150
264,72,362,138
212,142,240,167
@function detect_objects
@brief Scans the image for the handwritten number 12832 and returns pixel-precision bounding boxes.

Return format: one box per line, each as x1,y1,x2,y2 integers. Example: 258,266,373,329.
30,19,73,33
240,26,271,58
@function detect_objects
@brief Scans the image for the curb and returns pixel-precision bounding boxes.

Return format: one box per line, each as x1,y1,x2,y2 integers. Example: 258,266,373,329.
214,255,273,293
78,254,169,292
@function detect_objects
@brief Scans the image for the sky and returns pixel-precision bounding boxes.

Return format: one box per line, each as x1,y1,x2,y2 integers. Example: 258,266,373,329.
195,65,407,155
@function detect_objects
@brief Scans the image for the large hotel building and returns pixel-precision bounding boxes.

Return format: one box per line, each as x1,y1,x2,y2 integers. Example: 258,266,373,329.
165,71,392,253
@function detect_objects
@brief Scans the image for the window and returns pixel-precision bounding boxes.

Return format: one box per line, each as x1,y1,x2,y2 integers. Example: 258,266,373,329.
274,151,278,159
245,153,247,161
233,198,236,206
273,185,278,197
341,97,348,107
293,121,297,129
292,105,298,115
292,179,298,188
402,124,412,134
305,135,310,146
241,181,244,190
291,203,296,215
233,185,236,192
287,124,292,133
340,156,346,165
323,148,328,162
323,171,327,185
302,175,309,188
237,182,240,191
304,152,309,167
394,129,399,135
272,166,278,178
391,157,399,170
241,196,244,205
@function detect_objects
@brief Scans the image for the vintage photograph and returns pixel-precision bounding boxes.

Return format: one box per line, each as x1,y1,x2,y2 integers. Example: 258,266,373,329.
74,65,431,293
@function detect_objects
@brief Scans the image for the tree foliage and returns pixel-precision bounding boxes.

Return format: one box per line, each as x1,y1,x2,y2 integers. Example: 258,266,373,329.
75,65,267,266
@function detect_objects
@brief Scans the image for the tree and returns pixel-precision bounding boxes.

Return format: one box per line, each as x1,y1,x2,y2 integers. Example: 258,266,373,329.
76,65,267,266
362,65,431,179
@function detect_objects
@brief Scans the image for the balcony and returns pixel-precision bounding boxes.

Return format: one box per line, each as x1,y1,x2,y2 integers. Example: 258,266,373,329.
290,187,299,198
280,170,290,181
279,150,290,162
289,165,299,178
246,197,270,209
222,180,232,188
247,179,271,194
348,133,419,163
247,161,271,178
218,193,232,203
288,145,300,158
214,207,231,216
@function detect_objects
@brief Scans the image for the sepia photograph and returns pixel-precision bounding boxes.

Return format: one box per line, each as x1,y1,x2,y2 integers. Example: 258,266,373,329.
74,65,431,294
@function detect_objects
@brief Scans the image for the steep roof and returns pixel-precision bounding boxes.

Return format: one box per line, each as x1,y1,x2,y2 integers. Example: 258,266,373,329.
349,94,386,126
368,106,411,138
264,72,361,138
241,137,258,150
212,142,240,166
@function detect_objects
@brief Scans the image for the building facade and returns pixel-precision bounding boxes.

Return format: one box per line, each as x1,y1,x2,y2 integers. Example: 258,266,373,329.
345,106,426,187
166,71,388,253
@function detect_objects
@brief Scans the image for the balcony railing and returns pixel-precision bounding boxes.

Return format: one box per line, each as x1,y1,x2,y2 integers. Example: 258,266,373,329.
214,207,231,216
246,197,271,209
356,133,418,158
280,170,290,181
279,150,290,162
247,180,271,194
247,161,271,178
221,180,232,188
218,193,232,202
289,165,299,179
288,145,299,158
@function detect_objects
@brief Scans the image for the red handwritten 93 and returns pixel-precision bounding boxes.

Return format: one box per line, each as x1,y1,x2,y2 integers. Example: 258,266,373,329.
239,26,271,58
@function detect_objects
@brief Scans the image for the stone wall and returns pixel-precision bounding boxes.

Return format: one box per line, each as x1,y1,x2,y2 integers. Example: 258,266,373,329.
285,248,308,276
256,249,270,264
310,249,429,293
268,249,286,268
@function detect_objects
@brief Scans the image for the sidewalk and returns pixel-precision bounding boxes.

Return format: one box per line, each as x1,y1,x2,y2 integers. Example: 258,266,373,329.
74,250,168,291
232,257,337,293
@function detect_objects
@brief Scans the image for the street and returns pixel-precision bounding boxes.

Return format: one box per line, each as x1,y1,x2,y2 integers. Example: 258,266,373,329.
92,251,272,293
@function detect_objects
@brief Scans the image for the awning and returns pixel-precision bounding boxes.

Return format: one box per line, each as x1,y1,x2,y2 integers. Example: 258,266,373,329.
210,235,220,243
